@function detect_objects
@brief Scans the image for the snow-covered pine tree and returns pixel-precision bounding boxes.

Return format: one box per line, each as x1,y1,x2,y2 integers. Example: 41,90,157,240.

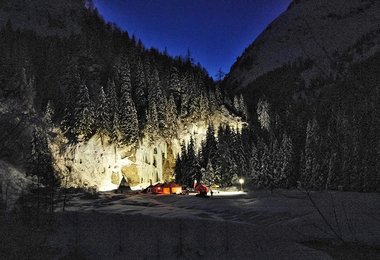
133,59,148,124
73,83,94,139
61,63,81,135
43,100,54,125
204,161,220,186
302,118,322,189
29,127,57,187
95,86,110,138
188,88,200,120
143,57,153,90
145,100,159,138
186,136,201,184
106,79,118,133
169,67,181,105
118,56,132,93
201,124,218,168
180,72,192,118
258,139,271,188
174,154,183,184
279,133,294,188
149,68,166,130
119,66,139,144
233,96,240,113
198,92,210,121
208,89,219,113
175,141,188,185
249,143,260,183
215,125,237,187
165,94,178,138
257,99,271,131
232,129,248,179
326,151,337,190
270,137,281,189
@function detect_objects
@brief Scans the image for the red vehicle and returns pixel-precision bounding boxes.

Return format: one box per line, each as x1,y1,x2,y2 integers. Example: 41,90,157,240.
195,184,209,196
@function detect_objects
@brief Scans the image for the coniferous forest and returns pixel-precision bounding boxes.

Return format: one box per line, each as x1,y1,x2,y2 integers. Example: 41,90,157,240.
0,1,379,193
1,1,380,259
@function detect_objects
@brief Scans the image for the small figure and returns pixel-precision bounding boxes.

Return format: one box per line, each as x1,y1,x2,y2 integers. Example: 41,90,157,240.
210,189,214,198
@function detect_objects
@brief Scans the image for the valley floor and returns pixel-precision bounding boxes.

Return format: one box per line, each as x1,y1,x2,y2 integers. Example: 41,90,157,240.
2,190,380,259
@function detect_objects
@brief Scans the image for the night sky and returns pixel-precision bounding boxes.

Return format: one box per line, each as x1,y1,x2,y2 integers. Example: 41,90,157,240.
93,0,292,78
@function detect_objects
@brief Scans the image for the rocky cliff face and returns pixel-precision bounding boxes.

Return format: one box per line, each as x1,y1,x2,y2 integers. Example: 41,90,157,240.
226,0,380,89
0,0,244,193
51,108,243,191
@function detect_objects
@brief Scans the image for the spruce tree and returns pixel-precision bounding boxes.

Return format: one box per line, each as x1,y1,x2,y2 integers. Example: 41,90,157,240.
174,154,183,184
95,86,110,137
271,137,281,188
44,100,55,125
279,133,294,188
233,96,240,113
133,59,148,124
145,100,159,138
260,141,272,189
106,79,118,132
165,94,178,137
201,124,217,168
250,144,260,183
119,66,139,144
29,127,57,187
61,63,81,135
302,118,322,189
186,136,201,184
73,83,94,139
257,99,271,131
149,68,166,130
198,92,209,121
169,67,181,104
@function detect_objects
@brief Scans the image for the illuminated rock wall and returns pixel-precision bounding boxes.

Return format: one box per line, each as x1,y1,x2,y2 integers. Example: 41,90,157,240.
51,108,244,191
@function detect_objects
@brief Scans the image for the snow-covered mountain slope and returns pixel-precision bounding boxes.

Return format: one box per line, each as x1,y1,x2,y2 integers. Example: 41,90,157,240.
0,0,86,36
226,0,380,89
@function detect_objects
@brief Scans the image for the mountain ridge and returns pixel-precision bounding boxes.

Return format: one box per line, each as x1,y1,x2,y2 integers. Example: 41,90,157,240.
225,0,380,89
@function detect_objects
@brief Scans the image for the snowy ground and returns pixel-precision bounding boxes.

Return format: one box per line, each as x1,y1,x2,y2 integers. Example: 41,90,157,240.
47,190,380,259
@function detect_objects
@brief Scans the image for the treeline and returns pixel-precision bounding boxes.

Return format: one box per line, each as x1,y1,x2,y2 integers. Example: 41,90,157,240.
0,3,229,191
174,124,294,189
0,6,224,145
221,52,380,192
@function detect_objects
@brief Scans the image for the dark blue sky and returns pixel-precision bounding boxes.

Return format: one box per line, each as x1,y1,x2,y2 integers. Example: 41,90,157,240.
93,0,292,78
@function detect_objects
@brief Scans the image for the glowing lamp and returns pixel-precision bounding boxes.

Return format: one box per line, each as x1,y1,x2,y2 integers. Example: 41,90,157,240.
239,178,244,191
